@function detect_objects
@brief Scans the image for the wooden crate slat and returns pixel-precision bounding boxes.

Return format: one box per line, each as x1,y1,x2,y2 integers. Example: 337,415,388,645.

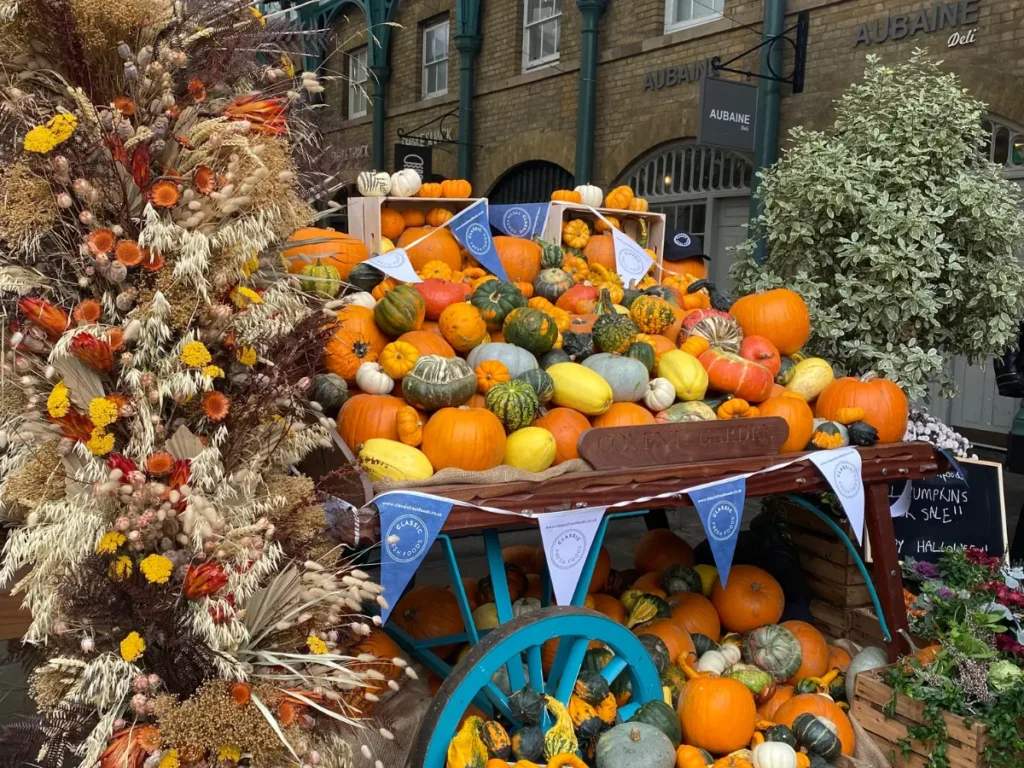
806,574,873,607
808,599,849,636
851,701,983,768
788,529,860,567
798,552,868,586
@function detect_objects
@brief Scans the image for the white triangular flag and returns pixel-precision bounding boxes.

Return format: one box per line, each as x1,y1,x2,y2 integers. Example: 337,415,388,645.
364,247,422,283
610,226,655,287
808,447,865,544
538,506,606,606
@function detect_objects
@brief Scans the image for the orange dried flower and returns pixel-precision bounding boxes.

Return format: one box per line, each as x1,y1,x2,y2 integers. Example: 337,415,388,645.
113,96,135,116
18,298,70,338
150,181,180,208
277,700,298,726
114,240,143,266
106,328,125,350
188,78,207,102
140,249,165,272
106,393,130,411
70,332,113,372
194,165,216,194
202,391,230,421
169,459,191,489
87,229,115,254
230,682,251,706
50,409,95,441
145,452,174,475
98,726,161,768
223,95,287,135
73,299,102,323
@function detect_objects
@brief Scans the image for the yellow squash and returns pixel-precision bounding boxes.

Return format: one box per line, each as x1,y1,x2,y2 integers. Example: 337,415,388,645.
657,350,709,401
359,438,434,483
504,427,557,472
785,357,835,401
547,362,614,415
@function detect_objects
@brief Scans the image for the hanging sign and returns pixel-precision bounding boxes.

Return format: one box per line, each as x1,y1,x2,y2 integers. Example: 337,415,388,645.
377,491,455,624
697,77,758,154
447,199,509,281
488,203,550,240
365,247,422,283
395,144,432,179
808,447,866,545
689,476,746,586
537,506,607,607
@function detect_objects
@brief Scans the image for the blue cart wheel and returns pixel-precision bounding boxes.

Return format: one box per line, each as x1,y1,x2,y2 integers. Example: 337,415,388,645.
407,606,662,768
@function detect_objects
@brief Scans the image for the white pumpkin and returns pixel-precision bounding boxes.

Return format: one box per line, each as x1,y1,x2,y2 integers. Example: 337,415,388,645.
357,170,392,197
574,184,603,208
390,168,422,197
695,649,728,676
752,742,798,768
355,362,393,394
644,377,675,411
340,291,376,309
512,597,542,618
719,643,742,666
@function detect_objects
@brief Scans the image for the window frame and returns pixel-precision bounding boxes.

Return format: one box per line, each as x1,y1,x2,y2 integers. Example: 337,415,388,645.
348,47,369,120
664,0,724,34
522,0,563,72
422,17,450,100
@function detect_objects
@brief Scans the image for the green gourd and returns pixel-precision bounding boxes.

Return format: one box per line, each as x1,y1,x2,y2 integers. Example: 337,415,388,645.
764,725,798,748
485,379,540,431
471,280,527,329
793,714,842,761
635,633,671,675
847,420,879,446
512,725,545,762
626,341,656,374
401,355,476,410
533,268,575,301
515,368,555,404
628,594,671,629
743,624,803,681
691,633,717,657
592,298,638,354
509,686,545,726
373,284,425,335
502,307,558,355
540,349,572,368
583,353,649,403
562,330,596,362
299,259,341,298
660,564,703,595
628,699,683,746
536,237,565,269
346,261,385,292
309,372,349,411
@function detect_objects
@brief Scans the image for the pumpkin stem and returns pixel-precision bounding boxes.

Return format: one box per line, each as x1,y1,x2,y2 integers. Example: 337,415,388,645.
678,658,709,681
819,668,840,687
629,726,641,743
897,627,920,653
755,719,777,732
750,732,765,749
860,371,879,383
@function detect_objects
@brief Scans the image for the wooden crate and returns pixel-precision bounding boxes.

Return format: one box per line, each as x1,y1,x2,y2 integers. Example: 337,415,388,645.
809,599,848,641
540,202,666,277
785,501,872,608
347,196,481,256
852,667,991,768
0,591,31,641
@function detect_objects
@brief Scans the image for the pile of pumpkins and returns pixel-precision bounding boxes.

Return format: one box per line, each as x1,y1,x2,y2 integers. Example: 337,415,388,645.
283,180,911,485
412,531,893,768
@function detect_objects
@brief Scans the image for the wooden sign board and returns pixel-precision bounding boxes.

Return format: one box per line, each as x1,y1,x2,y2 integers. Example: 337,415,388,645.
577,417,789,469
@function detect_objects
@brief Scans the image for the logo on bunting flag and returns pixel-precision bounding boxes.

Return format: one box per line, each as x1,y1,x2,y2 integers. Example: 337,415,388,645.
809,447,865,545
447,199,509,281
538,506,606,606
365,247,422,283
689,476,745,586
375,490,454,623
488,203,550,240
611,227,655,287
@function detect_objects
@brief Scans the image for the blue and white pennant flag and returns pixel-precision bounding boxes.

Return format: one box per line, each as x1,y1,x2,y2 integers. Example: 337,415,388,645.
447,199,509,281
488,203,550,241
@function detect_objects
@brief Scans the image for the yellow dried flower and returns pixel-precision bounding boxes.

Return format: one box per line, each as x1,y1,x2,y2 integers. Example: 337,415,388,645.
110,556,133,580
218,745,242,762
97,531,126,554
88,397,119,428
47,382,71,418
180,341,212,367
158,749,179,768
23,114,78,153
230,286,262,307
240,255,260,277
87,427,115,455
281,54,295,78
140,554,174,584
120,631,146,662
47,114,78,142
306,636,328,655
250,6,266,25
202,365,225,379
236,346,257,366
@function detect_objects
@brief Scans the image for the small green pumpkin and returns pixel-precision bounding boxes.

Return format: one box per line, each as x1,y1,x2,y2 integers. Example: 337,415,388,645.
829,672,847,701
847,420,879,446
503,306,558,355
743,624,802,682
300,259,342,298
512,725,545,762
536,237,565,269
373,283,425,335
775,356,797,385
574,671,612,706
620,288,643,309
628,699,682,746
660,663,687,708
540,348,572,368
562,330,596,362
471,280,527,330
309,372,350,411
660,564,703,595
626,341,656,374
810,418,849,449
533,268,575,301
725,663,774,696
515,368,555,404
794,678,820,695
402,355,476,410
485,379,540,431
764,724,798,748
691,633,717,657
793,713,842,761
509,686,545,726
592,309,638,355
636,633,671,675
347,261,385,292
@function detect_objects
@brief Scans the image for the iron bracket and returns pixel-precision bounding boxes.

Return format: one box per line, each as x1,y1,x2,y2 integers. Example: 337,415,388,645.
713,10,809,94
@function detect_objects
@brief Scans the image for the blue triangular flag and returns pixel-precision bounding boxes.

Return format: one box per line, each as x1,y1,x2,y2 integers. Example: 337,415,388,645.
488,203,549,240
937,447,968,486
689,476,746,586
376,490,454,624
448,199,509,281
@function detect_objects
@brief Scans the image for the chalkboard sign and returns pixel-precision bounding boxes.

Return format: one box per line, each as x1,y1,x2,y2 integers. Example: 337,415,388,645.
883,457,1007,563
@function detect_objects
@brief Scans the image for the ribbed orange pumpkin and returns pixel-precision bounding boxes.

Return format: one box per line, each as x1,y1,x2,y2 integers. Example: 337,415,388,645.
397,226,462,272
668,592,721,641
592,402,656,428
333,305,389,355
439,302,488,353
815,372,909,444
352,630,404,687
758,394,814,453
636,333,676,360
421,406,506,472
780,620,829,681
380,208,406,240
635,619,695,665
827,645,852,672
337,394,406,449
494,236,542,284
729,289,810,356
633,570,663,593
756,684,795,721
582,234,616,272
710,565,784,633
678,677,756,755
533,407,591,464
426,207,454,227
283,227,368,280
392,585,465,658
591,593,627,623
633,529,694,573
662,259,708,279
401,208,426,228
773,694,855,756
397,330,455,358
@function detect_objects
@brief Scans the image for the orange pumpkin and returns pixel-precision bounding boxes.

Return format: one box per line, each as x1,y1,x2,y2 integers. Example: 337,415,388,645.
663,258,708,279
594,215,620,233
591,593,627,623
668,592,721,641
780,620,829,681
773,694,855,756
552,189,583,203
678,677,756,755
421,406,506,472
628,197,649,212
635,619,695,665
397,226,462,273
698,349,775,403
494,236,542,284
352,629,404,692
534,408,591,465
475,360,510,393
465,392,487,409
441,179,472,198
815,372,909,444
914,643,941,666
324,330,376,380
729,289,810,356
439,303,488,353
283,227,368,280
756,684,795,721
758,393,815,453
633,570,663,594
592,402,656,428
604,185,635,210
636,333,676,361
380,208,406,240
589,546,611,593
337,394,406,450
426,207,454,227
392,585,465,658
502,544,538,572
525,572,544,599
710,565,784,633
582,234,616,272
676,745,714,768
542,637,602,674
417,182,443,198
633,529,694,573
826,645,852,672
401,208,426,228
397,330,455,358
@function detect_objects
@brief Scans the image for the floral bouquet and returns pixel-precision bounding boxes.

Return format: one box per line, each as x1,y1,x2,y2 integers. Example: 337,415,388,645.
0,1,408,766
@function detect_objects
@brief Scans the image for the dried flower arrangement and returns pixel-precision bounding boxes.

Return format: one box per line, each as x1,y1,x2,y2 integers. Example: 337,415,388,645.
0,1,408,766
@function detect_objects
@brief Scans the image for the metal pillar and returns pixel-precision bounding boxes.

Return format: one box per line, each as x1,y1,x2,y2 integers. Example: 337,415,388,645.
574,0,607,184
370,64,390,170
455,0,484,180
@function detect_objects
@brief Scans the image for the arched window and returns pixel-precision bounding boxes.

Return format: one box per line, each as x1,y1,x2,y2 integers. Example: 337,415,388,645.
488,161,575,204
982,114,1024,180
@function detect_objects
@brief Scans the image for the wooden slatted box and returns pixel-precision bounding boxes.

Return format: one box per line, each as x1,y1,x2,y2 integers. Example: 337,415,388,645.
785,500,873,609
346,196,481,256
540,202,666,277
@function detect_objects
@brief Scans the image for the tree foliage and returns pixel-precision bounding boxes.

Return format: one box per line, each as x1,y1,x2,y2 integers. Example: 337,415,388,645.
732,50,1024,400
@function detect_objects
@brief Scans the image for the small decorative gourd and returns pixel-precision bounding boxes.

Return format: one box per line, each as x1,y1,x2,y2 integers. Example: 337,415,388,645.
309,372,350,411
752,742,798,768
551,189,583,203
446,716,488,768
354,362,394,395
357,170,392,196
574,184,604,207
644,378,675,411
390,168,422,197
630,295,675,334
479,720,511,760
696,649,730,676
396,406,424,446
379,340,420,379
562,219,591,249
403,355,477,410
299,259,341,298
340,291,376,309
486,379,540,431
791,714,841,761
544,695,579,760
604,185,635,210
537,237,566,269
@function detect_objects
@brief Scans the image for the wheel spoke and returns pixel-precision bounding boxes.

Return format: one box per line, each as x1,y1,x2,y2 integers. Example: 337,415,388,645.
526,645,545,694
618,701,640,720
599,654,628,684
553,636,591,703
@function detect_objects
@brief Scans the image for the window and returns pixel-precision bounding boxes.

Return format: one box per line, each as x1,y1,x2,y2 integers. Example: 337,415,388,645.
523,0,562,70
348,47,368,119
665,0,724,33
422,19,449,99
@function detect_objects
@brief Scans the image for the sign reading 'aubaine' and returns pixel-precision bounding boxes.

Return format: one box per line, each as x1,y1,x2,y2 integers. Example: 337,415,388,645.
644,56,720,91
854,0,980,46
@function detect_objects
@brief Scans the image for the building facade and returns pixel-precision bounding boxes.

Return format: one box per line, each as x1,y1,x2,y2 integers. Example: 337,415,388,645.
311,0,1024,441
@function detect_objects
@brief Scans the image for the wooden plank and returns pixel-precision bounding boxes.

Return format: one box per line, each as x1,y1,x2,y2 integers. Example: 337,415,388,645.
809,599,848,631
789,529,859,567
864,483,912,659
0,593,31,641
576,418,789,469
851,701,982,768
806,575,873,607
798,552,867,586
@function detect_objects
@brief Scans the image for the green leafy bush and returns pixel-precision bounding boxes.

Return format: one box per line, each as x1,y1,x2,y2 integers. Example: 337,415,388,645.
733,50,1024,400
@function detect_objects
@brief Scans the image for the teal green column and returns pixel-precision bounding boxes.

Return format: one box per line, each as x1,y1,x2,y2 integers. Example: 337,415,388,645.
370,65,390,170
749,0,785,263
455,0,484,180
574,0,606,184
